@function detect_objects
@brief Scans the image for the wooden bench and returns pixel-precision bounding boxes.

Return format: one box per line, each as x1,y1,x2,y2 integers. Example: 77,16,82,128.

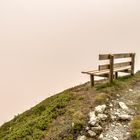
82,53,135,87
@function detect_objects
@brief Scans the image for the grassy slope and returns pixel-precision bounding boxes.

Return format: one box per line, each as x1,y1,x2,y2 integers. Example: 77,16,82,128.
0,72,140,140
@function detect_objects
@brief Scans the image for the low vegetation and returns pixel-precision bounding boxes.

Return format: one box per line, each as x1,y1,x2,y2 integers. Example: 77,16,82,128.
0,72,140,139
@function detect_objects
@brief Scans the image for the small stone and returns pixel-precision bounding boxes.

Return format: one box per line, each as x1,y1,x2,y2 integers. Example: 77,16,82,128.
99,133,104,139
113,136,118,140
118,114,132,121
97,114,108,121
91,125,103,132
89,111,98,126
89,120,97,126
77,135,87,140
119,102,129,111
116,94,120,97
109,103,113,107
88,130,96,137
111,115,116,121
72,122,74,127
85,126,90,131
95,105,106,114
129,89,133,92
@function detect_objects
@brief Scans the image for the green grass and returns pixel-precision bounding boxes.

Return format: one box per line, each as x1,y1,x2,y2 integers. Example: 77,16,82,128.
0,90,73,140
131,97,140,139
1,71,140,140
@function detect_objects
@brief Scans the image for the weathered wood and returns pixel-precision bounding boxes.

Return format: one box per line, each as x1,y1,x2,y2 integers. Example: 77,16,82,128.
99,61,131,70
90,75,94,87
109,55,114,83
99,53,132,60
131,53,135,75
82,52,135,87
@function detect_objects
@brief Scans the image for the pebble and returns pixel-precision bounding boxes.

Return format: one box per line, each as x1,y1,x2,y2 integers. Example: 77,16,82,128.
95,105,106,114
113,136,118,140
88,130,96,137
119,102,129,111
77,135,87,140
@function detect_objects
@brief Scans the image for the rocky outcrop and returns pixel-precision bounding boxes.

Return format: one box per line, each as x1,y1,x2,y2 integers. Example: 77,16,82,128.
77,92,135,140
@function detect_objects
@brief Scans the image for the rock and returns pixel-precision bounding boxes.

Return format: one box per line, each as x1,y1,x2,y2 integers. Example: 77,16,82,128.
72,122,74,127
89,111,96,121
118,114,132,121
109,103,113,107
77,135,87,140
111,115,117,121
85,126,90,131
99,133,104,139
89,111,98,126
98,114,108,121
119,102,129,111
95,105,106,114
89,120,98,126
129,89,133,92
91,125,103,133
113,136,118,140
88,130,96,137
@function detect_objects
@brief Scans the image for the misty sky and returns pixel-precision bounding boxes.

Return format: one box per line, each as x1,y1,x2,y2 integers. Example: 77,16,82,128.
0,0,140,125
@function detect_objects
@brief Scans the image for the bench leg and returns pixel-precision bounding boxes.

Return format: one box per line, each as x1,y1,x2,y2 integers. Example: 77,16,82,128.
90,75,94,87
115,72,118,79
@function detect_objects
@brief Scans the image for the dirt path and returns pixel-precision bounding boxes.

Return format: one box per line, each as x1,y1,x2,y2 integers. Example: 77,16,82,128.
99,82,140,140
77,82,140,140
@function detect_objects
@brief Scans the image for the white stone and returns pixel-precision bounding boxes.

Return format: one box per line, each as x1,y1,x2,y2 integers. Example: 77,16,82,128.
113,136,118,140
89,120,97,126
77,135,86,140
97,114,108,121
129,89,133,92
85,126,90,131
99,133,104,139
95,105,106,114
118,114,132,121
109,103,113,107
89,111,98,126
91,125,103,132
119,102,129,111
88,130,96,137
111,115,116,121
89,111,96,119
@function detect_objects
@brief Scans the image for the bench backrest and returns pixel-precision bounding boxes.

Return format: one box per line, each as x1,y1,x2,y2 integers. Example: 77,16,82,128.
98,53,135,71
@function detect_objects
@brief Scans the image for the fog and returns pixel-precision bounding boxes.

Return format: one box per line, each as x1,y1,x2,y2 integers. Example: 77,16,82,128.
0,0,140,125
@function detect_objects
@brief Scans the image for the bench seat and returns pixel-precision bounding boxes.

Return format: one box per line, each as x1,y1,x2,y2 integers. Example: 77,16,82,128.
82,66,131,76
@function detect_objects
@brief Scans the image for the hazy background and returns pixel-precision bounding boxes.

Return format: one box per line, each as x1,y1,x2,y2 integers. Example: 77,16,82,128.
0,0,140,125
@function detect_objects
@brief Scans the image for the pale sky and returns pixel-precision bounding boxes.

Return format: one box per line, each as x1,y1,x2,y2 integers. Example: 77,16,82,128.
0,0,140,125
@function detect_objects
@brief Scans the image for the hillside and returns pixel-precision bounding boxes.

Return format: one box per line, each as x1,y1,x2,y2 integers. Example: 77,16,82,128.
1,72,140,140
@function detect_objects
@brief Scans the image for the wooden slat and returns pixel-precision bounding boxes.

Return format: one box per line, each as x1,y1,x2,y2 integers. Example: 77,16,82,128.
99,54,110,60
99,53,132,60
99,61,131,70
114,53,132,59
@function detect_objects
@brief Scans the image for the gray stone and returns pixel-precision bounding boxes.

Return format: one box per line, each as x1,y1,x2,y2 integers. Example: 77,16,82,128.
77,135,87,140
129,89,133,92
98,114,108,121
89,111,98,126
119,102,129,111
88,130,96,137
95,105,106,114
99,133,104,139
118,114,132,121
113,136,118,140
91,125,103,133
